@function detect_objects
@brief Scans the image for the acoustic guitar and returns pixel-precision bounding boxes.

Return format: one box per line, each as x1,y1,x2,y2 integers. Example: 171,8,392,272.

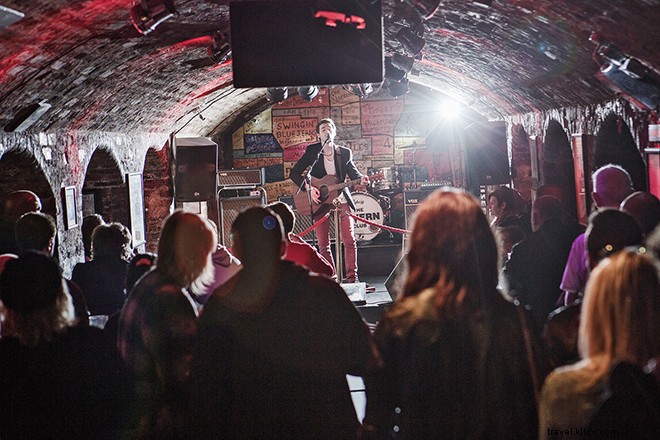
293,172,383,217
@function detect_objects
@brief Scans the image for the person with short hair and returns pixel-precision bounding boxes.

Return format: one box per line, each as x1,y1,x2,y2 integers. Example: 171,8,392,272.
267,201,334,277
14,211,89,324
0,190,42,255
503,196,580,329
14,212,56,255
560,164,635,305
81,214,105,261
72,222,132,316
488,186,531,234
619,191,660,237
289,118,369,283
0,251,127,439
191,207,378,439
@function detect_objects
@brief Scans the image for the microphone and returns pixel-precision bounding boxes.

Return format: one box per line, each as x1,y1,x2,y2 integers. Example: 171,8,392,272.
323,135,331,145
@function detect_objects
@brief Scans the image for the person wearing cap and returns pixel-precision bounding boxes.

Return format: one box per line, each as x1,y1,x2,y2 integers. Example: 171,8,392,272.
0,251,127,438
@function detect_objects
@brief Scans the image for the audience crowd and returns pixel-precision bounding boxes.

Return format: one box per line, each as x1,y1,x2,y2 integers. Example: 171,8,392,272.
0,163,658,439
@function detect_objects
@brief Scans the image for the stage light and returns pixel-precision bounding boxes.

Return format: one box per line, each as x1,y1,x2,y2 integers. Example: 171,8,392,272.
403,0,442,20
440,99,462,119
390,53,415,73
344,83,375,99
590,32,660,112
397,26,425,55
384,57,406,81
266,87,288,103
296,86,319,101
130,0,177,36
387,77,410,98
208,31,231,64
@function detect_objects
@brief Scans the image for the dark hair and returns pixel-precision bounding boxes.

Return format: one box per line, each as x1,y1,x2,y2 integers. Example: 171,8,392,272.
81,214,105,258
231,207,283,264
126,252,157,291
15,212,56,252
316,118,335,133
586,209,643,264
0,251,62,312
268,201,295,234
620,191,660,237
91,223,132,260
488,186,518,214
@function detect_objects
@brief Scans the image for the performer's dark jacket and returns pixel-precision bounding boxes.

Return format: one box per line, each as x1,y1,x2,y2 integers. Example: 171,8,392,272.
289,142,362,211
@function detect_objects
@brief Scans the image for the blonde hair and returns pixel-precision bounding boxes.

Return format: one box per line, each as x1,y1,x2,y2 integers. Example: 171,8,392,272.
156,211,217,291
1,280,75,348
577,248,660,389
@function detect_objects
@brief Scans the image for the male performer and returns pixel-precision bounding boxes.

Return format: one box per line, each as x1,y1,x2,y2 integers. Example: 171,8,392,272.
290,118,369,283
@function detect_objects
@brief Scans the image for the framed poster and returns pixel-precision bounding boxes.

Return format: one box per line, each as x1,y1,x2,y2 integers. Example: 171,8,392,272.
127,173,146,252
62,186,78,229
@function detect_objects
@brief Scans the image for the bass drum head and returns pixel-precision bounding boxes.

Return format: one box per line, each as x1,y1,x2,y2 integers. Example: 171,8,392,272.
351,192,384,242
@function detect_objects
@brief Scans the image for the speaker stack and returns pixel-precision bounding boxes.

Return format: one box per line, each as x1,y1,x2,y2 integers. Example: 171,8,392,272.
218,169,267,246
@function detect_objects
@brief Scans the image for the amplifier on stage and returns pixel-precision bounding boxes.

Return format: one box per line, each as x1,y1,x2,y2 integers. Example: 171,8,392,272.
403,189,434,230
218,168,264,188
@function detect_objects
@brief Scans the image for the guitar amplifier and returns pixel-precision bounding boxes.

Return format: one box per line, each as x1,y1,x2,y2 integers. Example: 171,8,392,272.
219,188,267,245
218,168,264,188
403,189,434,230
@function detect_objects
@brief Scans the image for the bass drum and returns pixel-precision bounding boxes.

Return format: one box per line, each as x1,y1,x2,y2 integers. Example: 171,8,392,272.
351,192,384,242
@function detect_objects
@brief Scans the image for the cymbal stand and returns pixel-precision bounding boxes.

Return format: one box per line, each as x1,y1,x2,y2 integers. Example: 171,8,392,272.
332,198,343,282
410,148,418,189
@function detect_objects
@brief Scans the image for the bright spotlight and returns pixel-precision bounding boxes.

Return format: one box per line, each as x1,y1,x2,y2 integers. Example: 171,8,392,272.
441,100,462,119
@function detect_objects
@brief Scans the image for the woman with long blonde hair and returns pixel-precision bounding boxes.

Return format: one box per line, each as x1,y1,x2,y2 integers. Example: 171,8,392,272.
539,248,660,438
118,210,216,438
361,188,543,440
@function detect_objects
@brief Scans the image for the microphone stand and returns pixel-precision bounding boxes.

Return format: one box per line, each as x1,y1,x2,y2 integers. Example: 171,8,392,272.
301,138,329,249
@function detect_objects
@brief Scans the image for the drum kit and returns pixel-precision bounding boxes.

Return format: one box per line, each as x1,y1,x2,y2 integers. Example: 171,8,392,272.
353,143,425,242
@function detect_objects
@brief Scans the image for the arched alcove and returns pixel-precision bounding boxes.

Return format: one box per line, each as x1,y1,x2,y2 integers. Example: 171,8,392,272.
541,120,578,222
82,148,128,227
0,149,56,253
143,145,173,252
594,113,647,192
510,124,533,203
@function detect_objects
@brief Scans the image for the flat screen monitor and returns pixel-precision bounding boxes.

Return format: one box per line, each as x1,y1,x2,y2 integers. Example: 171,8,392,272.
230,0,383,87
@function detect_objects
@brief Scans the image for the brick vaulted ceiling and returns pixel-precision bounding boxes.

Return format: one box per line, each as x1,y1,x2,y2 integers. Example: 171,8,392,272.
0,0,659,137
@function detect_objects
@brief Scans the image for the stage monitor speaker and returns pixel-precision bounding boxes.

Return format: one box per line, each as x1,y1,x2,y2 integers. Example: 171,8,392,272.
230,0,383,87
465,121,510,186
219,194,266,246
175,137,218,202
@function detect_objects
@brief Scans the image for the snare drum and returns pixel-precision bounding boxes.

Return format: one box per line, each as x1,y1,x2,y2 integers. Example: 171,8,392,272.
371,167,400,193
351,192,384,242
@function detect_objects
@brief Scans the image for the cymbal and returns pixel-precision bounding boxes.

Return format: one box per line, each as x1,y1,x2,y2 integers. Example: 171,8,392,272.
398,141,426,150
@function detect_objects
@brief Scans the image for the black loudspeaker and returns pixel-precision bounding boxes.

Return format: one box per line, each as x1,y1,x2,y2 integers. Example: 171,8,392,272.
230,0,383,87
465,121,510,186
219,194,266,246
175,138,218,202
385,253,407,299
